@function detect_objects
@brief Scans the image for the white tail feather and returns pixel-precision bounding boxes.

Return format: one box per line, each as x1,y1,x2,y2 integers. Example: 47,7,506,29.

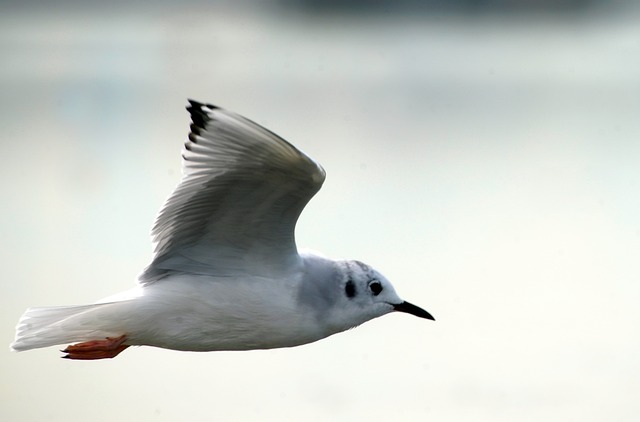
11,304,115,352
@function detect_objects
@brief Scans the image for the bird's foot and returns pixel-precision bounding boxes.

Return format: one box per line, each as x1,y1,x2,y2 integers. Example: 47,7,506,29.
62,335,129,360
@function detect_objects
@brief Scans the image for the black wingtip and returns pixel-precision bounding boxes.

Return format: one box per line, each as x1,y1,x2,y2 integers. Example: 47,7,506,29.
189,124,203,138
186,99,224,129
186,100,211,128
186,99,220,110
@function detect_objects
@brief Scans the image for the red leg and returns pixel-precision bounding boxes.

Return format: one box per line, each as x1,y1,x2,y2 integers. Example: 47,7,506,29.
62,335,129,360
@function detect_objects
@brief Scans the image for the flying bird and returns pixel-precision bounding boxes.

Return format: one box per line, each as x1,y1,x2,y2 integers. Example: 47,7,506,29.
11,100,434,360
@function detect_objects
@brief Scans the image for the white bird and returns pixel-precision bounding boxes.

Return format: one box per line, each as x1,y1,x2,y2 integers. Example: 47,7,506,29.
11,100,433,360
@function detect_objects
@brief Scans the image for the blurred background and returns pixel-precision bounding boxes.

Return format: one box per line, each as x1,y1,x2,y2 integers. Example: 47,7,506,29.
1,1,639,421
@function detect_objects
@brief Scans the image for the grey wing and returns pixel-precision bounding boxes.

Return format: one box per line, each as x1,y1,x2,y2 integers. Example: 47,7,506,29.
139,100,326,284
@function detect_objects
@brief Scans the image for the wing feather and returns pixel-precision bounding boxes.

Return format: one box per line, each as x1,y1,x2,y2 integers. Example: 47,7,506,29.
139,101,325,284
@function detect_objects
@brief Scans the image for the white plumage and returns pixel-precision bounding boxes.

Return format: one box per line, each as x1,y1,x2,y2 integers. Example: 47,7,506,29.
11,100,433,359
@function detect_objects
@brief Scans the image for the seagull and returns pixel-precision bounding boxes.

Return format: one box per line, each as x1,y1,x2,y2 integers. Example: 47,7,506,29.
11,100,434,360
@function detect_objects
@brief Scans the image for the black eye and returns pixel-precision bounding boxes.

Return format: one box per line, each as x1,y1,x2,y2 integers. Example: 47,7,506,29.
369,281,383,296
345,279,356,298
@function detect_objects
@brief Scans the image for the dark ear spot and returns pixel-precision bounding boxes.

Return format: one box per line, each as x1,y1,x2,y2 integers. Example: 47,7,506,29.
369,280,383,296
345,279,356,298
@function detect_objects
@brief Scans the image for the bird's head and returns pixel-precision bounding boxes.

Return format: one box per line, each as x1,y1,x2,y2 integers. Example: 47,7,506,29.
325,260,434,332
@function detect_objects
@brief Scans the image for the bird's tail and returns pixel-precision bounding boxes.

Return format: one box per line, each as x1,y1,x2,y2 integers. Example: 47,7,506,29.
10,303,116,352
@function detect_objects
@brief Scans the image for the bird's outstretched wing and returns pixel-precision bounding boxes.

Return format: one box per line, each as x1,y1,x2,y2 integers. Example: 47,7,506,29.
139,100,326,284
